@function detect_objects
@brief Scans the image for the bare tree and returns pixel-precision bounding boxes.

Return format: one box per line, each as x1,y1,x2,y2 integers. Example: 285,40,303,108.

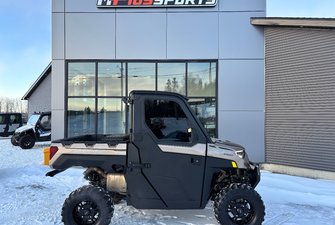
0,97,27,113
0,97,2,112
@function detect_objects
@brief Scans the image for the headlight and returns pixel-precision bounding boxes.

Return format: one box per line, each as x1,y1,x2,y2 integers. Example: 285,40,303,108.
236,150,245,159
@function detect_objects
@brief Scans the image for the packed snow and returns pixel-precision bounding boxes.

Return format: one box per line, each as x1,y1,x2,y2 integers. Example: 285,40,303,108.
0,138,334,225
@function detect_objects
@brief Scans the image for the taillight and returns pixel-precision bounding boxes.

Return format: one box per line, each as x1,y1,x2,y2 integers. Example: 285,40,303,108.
49,146,59,160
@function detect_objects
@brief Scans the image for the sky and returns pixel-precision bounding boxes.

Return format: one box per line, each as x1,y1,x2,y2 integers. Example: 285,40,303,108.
1,0,335,99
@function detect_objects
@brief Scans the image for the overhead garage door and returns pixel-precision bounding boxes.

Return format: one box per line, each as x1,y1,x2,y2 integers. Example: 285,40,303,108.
265,27,335,172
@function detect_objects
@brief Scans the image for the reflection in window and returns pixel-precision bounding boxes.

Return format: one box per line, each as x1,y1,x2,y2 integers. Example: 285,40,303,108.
66,61,218,138
10,115,19,124
68,98,96,137
157,63,185,95
98,98,126,134
98,63,125,96
128,63,155,94
189,98,216,137
68,63,95,96
188,62,216,97
145,99,190,142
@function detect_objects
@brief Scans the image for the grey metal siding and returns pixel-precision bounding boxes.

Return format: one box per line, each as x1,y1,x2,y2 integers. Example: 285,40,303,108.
265,27,335,172
28,72,52,117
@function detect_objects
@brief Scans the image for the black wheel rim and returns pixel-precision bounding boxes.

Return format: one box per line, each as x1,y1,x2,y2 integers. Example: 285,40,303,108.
73,200,100,225
22,138,31,147
227,197,254,225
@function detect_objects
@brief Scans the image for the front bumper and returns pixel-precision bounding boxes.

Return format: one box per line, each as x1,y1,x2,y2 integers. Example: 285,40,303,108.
250,163,261,188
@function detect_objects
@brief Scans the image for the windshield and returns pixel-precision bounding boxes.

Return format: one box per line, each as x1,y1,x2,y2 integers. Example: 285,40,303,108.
27,115,40,126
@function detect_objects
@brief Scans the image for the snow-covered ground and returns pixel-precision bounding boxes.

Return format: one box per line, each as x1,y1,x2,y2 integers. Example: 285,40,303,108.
0,138,334,225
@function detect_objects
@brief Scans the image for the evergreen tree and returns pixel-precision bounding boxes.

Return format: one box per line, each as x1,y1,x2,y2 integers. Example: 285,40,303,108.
165,79,172,92
172,77,179,92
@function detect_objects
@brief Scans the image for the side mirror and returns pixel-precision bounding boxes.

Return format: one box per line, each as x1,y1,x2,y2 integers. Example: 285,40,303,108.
187,127,198,142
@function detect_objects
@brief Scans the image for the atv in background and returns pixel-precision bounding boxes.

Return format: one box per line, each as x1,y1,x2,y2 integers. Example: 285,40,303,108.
11,112,51,149
0,113,22,137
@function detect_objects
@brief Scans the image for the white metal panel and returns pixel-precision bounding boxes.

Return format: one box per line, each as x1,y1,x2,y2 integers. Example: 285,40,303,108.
158,144,206,156
52,13,64,60
166,1,219,12
66,0,104,13
65,13,116,59
52,0,64,13
219,0,266,12
219,11,265,59
51,60,65,111
51,109,65,141
116,13,167,59
218,59,264,111
218,110,265,162
167,12,219,59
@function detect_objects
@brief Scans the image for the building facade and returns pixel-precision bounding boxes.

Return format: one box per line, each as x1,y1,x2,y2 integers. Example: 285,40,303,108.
52,0,265,162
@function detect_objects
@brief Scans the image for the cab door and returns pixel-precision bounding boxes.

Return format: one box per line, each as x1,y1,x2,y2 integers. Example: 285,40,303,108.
126,94,208,209
36,114,51,141
0,114,7,136
8,114,22,134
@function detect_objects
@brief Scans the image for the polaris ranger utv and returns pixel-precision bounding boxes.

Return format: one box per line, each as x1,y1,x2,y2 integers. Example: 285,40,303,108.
12,112,51,149
47,91,265,225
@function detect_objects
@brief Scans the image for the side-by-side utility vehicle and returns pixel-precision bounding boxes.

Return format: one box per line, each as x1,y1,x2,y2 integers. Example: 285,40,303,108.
0,113,22,137
12,112,51,149
46,91,265,225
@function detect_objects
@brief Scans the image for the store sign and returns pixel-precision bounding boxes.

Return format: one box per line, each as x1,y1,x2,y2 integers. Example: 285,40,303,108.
97,0,217,8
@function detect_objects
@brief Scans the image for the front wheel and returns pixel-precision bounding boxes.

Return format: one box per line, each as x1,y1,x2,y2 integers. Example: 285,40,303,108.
62,185,114,225
19,135,35,149
214,184,265,225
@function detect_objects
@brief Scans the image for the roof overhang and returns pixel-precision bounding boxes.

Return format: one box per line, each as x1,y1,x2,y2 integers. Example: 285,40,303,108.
22,62,52,100
251,17,335,29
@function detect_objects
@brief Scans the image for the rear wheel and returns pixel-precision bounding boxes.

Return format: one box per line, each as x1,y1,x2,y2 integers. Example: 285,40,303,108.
19,135,35,149
214,184,265,225
62,185,114,225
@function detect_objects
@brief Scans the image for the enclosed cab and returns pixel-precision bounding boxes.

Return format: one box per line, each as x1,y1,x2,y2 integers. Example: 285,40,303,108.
11,112,51,149
0,113,22,137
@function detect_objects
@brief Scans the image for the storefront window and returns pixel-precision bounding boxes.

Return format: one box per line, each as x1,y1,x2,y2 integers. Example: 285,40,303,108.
67,98,96,137
189,98,216,137
128,63,155,94
97,98,126,134
98,63,125,96
68,63,95,96
188,62,216,97
66,61,217,138
157,63,186,95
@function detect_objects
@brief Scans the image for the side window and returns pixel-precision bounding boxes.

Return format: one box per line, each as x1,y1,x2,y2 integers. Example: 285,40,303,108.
0,115,5,124
10,115,19,124
40,115,51,130
145,99,190,142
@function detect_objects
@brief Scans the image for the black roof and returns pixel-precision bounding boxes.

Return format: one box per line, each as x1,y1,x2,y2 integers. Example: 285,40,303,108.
129,90,188,101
